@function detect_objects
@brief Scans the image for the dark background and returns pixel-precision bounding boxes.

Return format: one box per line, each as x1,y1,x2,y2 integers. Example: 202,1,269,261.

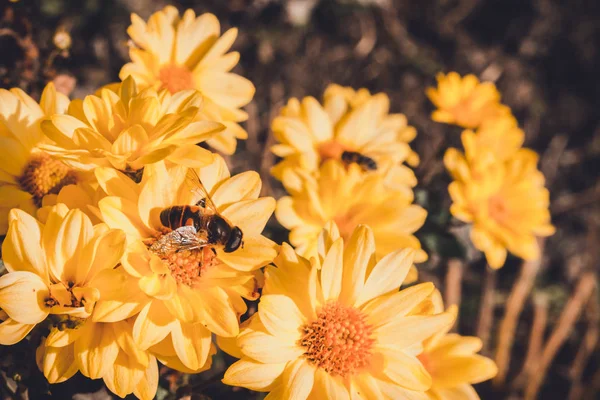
1,0,599,399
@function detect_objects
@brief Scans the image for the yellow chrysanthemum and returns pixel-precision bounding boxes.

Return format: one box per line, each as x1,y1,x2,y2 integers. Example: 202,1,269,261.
276,159,428,264
120,6,255,154
444,147,555,268
0,205,157,398
0,83,75,234
223,225,455,399
418,291,497,400
40,77,224,178
271,84,419,193
91,157,277,372
426,72,510,129
461,114,525,173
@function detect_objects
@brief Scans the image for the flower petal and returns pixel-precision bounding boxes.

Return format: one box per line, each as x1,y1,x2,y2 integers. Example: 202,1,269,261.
74,322,120,379
0,271,49,324
380,349,432,391
42,343,78,383
132,300,174,350
340,225,376,305
171,320,212,370
376,312,456,350
258,294,305,338
223,358,286,391
362,283,435,328
2,209,46,278
281,358,317,400
320,237,344,302
0,318,35,345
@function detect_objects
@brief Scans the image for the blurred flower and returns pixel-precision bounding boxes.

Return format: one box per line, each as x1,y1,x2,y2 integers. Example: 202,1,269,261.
418,291,497,400
120,6,255,154
276,159,428,264
427,72,510,129
92,157,277,371
271,84,419,193
53,27,72,51
223,225,455,398
461,114,525,173
0,83,73,234
444,147,555,268
40,77,223,179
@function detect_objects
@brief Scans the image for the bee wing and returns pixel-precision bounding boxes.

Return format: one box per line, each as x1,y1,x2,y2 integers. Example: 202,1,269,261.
184,168,219,215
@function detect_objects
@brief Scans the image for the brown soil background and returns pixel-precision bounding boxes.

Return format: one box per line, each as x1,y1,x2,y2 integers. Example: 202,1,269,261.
1,0,599,399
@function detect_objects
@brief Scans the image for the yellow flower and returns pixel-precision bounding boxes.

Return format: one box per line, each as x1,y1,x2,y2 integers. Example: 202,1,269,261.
418,291,497,400
461,114,525,173
91,157,277,371
120,6,255,154
444,148,555,268
0,205,148,393
0,83,74,234
276,159,428,263
271,84,419,193
426,72,510,129
40,77,224,178
223,225,455,398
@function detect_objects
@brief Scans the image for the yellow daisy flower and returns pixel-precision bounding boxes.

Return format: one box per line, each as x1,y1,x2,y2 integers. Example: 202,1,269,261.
120,6,255,154
223,225,455,399
444,148,555,268
91,157,277,371
426,72,511,129
271,84,419,193
0,83,74,234
276,159,428,263
418,291,497,400
40,77,224,179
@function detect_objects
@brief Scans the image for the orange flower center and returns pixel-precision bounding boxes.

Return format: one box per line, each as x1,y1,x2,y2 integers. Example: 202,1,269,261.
158,64,195,94
18,152,77,207
488,195,509,223
317,140,348,162
149,240,218,286
300,302,375,378
333,214,355,242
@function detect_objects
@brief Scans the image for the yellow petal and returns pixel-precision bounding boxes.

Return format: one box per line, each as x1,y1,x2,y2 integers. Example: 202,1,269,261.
0,271,49,324
132,300,174,350
102,351,143,398
381,349,432,391
95,167,139,202
238,327,304,364
340,225,375,305
313,368,350,400
222,358,286,391
355,248,416,306
362,283,435,328
91,268,149,323
79,228,126,283
280,358,317,400
217,235,278,272
3,209,46,278
53,208,94,283
171,320,212,370
428,354,497,388
196,286,240,337
0,318,35,345
258,294,305,339
74,322,120,379
376,312,455,350
133,355,159,400
111,319,150,367
98,196,154,238
42,343,79,383
319,237,344,301
221,197,276,235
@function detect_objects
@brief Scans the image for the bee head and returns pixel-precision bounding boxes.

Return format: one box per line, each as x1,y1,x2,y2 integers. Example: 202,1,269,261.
208,216,231,246
224,226,243,253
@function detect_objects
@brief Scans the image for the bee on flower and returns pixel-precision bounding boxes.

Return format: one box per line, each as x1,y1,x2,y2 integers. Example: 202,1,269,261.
120,6,255,154
417,290,498,400
39,77,224,182
90,156,277,372
0,83,75,234
276,159,427,281
223,224,456,399
271,84,419,194
444,146,555,268
426,72,511,129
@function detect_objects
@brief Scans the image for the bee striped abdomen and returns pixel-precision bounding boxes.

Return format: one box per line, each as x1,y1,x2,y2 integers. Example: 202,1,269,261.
160,206,202,230
341,151,378,171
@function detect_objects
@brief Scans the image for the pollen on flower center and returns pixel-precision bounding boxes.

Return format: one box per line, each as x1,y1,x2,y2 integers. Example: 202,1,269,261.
158,64,195,94
150,242,219,286
18,152,77,207
300,302,375,378
488,195,508,222
317,140,348,162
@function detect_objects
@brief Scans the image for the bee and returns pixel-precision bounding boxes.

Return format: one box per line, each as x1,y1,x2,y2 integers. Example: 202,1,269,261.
341,151,378,171
149,170,243,257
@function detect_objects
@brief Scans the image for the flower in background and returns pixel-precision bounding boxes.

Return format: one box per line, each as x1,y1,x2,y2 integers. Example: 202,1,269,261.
444,147,555,268
120,6,255,154
0,83,73,234
418,291,497,400
223,225,455,398
40,77,223,180
426,72,510,129
276,159,428,264
271,84,419,193
92,157,277,372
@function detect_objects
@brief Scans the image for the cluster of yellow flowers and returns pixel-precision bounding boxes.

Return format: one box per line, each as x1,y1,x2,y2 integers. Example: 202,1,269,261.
427,72,555,269
0,6,497,400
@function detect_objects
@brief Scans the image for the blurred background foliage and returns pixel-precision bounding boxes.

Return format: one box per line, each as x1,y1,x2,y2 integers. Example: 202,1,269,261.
0,0,599,399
